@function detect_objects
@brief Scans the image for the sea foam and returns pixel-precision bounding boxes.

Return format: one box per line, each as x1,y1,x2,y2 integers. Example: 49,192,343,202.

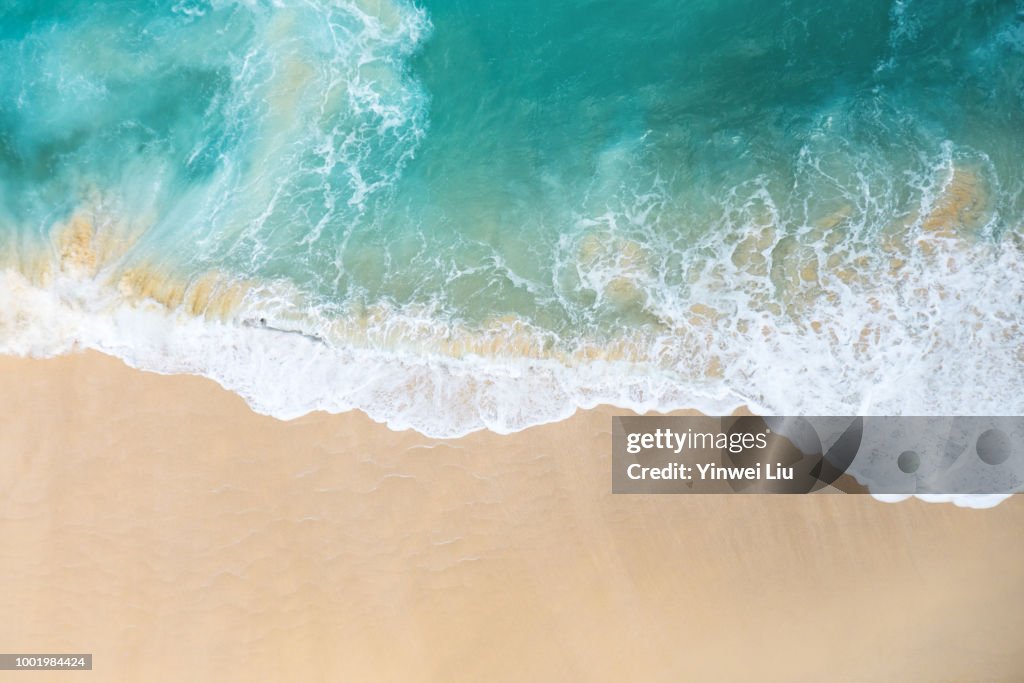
2,149,1021,446
2,0,1023,513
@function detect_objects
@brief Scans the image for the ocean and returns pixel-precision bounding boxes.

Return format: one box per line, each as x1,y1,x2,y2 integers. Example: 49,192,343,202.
1,0,1023,436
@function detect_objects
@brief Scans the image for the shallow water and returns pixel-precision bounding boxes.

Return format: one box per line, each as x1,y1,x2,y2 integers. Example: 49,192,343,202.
1,0,1023,435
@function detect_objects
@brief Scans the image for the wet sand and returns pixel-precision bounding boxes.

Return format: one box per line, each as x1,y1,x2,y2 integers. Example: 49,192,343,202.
0,351,1022,681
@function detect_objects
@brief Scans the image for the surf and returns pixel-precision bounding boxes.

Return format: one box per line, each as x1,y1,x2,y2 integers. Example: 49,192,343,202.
0,0,1022,447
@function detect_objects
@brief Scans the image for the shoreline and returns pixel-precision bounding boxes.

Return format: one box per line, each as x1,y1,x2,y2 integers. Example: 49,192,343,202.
5,161,1024,437
0,262,752,437
1,350,1022,680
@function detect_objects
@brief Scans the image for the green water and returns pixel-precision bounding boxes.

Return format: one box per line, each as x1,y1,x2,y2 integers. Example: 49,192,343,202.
1,0,1023,432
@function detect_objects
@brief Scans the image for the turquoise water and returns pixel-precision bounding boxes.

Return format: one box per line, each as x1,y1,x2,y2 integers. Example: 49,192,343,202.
1,0,1023,434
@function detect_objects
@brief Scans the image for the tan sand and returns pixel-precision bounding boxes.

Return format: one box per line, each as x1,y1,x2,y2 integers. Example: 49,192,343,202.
0,351,1022,682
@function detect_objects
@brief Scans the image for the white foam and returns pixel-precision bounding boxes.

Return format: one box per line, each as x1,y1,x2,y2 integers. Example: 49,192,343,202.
871,493,1014,509
1,209,1019,510
3,1,1020,510
0,267,737,435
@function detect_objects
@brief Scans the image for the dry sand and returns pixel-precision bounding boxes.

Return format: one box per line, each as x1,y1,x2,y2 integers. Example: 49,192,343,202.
0,351,1022,682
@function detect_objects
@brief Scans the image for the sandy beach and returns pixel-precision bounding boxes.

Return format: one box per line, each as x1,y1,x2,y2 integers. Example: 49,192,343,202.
1,351,1022,681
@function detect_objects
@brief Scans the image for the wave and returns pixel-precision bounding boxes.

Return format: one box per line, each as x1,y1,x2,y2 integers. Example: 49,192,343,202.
2,143,1022,445
2,0,1022,512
